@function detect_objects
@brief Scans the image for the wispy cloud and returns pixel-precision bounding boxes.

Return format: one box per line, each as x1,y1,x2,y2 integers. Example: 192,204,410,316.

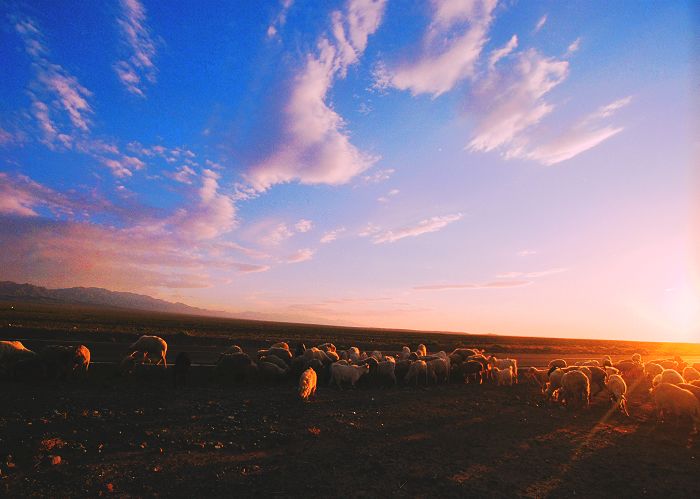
517,97,632,165
163,165,197,184
414,279,532,290
517,249,537,256
267,0,294,38
294,219,313,233
373,213,463,244
566,37,581,55
377,188,399,203
115,0,158,96
320,227,346,243
534,14,547,33
362,168,395,183
496,268,567,278
375,0,498,96
488,34,518,69
286,248,315,263
246,0,386,191
0,172,79,217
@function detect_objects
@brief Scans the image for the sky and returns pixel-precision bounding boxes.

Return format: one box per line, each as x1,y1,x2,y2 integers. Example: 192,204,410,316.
1,0,697,342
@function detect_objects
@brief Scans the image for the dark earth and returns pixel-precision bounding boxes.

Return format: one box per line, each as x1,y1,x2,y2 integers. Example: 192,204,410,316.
2,302,700,497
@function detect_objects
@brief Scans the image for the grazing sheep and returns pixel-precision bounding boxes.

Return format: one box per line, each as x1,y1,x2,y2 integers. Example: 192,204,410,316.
528,367,550,389
405,360,428,387
317,343,336,353
215,352,256,383
544,368,565,401
129,335,168,367
549,359,567,369
650,383,700,432
222,345,243,355
271,342,290,351
73,345,90,376
560,370,590,409
173,352,191,388
615,360,645,381
0,340,36,370
659,369,684,386
330,363,370,389
682,367,700,383
452,360,483,384
606,374,629,416
587,366,608,396
581,360,600,367
416,344,427,357
489,357,519,384
632,353,642,364
678,383,700,403
493,366,513,387
298,368,317,400
644,362,664,380
398,346,411,360
427,358,448,384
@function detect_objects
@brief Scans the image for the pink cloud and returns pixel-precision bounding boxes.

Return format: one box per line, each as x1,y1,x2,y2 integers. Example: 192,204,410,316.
372,213,463,244
115,0,158,96
286,248,315,263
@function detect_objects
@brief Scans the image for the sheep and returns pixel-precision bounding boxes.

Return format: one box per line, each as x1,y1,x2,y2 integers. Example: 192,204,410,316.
259,355,288,371
528,367,550,389
268,346,293,364
493,366,513,387
73,345,90,376
682,367,700,383
692,380,700,388
604,366,620,377
416,344,427,357
581,360,600,367
384,355,396,364
317,343,336,353
631,353,642,364
544,368,565,401
615,360,644,381
559,370,590,409
452,360,483,384
489,356,518,384
215,352,256,383
650,383,700,432
129,335,168,367
602,355,613,367
644,362,664,380
0,340,36,370
606,374,629,416
298,368,317,400
222,345,243,356
325,351,340,362
394,360,411,384
259,361,288,381
405,360,428,387
374,360,397,386
658,360,679,370
345,347,361,363
330,363,369,389
294,342,306,358
549,359,567,369
398,346,411,360
303,347,332,365
173,352,191,388
659,369,684,386
451,348,481,361
271,342,290,351
678,383,700,403
587,366,608,396
427,358,448,384
307,359,326,382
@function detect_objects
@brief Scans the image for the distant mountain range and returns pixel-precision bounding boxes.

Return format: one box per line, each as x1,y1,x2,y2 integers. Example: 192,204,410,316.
0,281,228,317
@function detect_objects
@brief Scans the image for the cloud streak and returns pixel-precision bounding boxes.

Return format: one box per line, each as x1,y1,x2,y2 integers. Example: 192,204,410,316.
373,213,463,244
115,0,158,96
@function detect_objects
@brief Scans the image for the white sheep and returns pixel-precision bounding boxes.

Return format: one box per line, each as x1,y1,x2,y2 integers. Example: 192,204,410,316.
493,366,513,386
559,370,590,409
427,358,448,384
682,367,700,383
330,363,369,389
489,356,518,384
129,335,167,367
298,368,317,400
650,383,700,432
549,359,567,369
659,369,684,386
398,346,411,360
606,374,629,416
416,344,427,357
405,360,428,386
528,367,549,389
376,360,397,385
544,368,565,401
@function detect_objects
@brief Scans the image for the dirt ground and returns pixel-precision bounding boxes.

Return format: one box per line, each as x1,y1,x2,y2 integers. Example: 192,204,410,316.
2,303,700,497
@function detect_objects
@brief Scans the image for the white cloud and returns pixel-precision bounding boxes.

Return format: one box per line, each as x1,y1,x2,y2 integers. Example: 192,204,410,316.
267,0,294,39
358,222,381,237
263,223,294,246
294,219,313,232
467,49,569,154
517,96,632,165
566,38,581,55
164,165,197,184
362,168,395,183
488,34,518,69
376,0,498,96
534,14,547,33
286,248,315,263
115,0,158,96
373,213,463,244
377,188,399,203
246,0,386,191
320,227,346,243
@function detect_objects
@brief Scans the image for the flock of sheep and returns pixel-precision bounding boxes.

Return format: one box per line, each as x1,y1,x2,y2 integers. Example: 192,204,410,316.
2,336,700,432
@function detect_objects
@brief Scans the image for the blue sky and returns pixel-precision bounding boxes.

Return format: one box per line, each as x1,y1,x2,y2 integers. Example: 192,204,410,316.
0,0,696,341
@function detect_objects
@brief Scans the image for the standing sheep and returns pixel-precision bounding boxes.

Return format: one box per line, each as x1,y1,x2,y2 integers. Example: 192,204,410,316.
489,357,519,384
682,367,700,383
493,366,513,387
298,368,317,400
559,370,590,409
330,363,369,389
405,360,428,387
650,383,700,432
606,374,629,416
416,344,427,357
73,345,90,376
129,335,168,367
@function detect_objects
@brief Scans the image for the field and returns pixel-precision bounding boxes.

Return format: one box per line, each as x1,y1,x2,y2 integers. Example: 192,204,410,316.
2,301,700,497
